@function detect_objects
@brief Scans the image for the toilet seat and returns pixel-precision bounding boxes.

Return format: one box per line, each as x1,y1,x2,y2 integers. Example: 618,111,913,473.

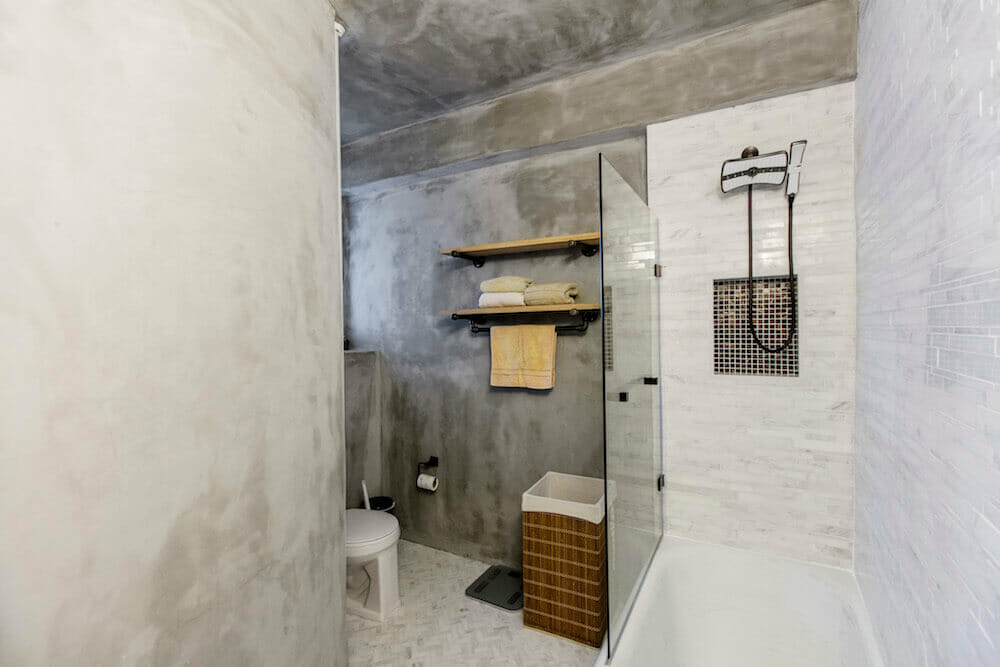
346,509,400,558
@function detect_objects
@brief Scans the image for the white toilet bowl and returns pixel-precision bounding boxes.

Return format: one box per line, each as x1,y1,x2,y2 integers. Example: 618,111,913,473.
345,508,401,621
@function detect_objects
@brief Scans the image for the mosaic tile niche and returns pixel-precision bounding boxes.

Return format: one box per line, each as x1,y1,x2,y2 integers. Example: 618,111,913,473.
714,275,798,376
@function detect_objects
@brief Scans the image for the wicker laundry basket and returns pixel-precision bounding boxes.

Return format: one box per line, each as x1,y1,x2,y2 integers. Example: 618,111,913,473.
521,473,607,647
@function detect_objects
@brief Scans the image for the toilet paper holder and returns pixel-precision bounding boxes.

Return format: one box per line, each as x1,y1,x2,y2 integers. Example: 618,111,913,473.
417,456,439,477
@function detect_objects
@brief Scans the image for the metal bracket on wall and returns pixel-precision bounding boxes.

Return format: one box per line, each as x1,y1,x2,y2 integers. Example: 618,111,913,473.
452,309,601,335
450,251,487,268
573,240,600,257
417,455,439,478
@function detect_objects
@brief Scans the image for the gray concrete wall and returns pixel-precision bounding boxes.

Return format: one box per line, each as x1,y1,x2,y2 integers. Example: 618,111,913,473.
344,138,645,566
343,0,857,189
345,351,385,508
0,4,346,665
855,0,1000,664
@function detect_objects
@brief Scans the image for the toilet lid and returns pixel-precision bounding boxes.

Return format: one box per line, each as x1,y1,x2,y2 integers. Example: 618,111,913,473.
346,509,399,545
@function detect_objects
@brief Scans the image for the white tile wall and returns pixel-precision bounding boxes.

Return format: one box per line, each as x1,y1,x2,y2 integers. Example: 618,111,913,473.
855,1,1000,664
647,83,857,568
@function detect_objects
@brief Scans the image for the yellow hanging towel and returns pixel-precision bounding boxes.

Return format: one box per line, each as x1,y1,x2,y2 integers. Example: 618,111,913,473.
489,325,557,390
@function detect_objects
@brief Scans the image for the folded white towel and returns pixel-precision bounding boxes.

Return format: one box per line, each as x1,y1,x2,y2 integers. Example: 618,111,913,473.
479,292,525,308
480,276,533,293
524,282,578,306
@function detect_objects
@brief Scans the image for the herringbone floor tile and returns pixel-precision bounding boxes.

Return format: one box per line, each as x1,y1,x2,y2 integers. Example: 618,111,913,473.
347,540,600,667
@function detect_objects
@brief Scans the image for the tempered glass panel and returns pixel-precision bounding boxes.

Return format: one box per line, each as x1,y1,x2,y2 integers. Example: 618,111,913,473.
599,155,662,658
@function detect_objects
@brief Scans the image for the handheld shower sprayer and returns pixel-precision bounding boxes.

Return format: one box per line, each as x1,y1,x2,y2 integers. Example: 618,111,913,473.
720,140,807,354
785,140,807,199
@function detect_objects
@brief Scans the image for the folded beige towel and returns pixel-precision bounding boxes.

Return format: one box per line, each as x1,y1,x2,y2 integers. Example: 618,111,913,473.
524,282,579,306
480,276,533,293
478,292,525,308
490,325,557,390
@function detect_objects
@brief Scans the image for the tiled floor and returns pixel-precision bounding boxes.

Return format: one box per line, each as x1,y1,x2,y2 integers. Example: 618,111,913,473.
347,540,600,666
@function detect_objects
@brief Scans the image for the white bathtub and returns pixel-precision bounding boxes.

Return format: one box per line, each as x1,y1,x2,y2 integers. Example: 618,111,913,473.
602,537,884,667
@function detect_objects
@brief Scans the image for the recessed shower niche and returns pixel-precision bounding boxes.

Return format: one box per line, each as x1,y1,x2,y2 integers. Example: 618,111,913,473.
713,276,799,376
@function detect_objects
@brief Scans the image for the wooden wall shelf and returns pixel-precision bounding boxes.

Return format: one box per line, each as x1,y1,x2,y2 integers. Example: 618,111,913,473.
441,232,599,267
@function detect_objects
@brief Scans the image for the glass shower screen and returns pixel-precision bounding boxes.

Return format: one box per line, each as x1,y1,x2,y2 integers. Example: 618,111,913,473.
599,155,663,658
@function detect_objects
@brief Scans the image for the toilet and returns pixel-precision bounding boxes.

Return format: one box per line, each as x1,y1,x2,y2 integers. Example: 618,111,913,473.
345,508,401,621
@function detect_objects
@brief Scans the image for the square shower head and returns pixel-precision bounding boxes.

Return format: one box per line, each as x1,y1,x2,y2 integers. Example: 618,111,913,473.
720,149,788,193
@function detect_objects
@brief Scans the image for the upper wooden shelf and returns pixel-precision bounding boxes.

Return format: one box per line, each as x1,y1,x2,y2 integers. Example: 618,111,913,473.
440,303,600,318
441,232,599,267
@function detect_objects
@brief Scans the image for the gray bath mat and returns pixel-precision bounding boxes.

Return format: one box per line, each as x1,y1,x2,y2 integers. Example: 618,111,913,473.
465,565,523,612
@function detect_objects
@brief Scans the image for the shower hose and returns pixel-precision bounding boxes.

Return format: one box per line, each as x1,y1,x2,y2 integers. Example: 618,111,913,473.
746,184,797,354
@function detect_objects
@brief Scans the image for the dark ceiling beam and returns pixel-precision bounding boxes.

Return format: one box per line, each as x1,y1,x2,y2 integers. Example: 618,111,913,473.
342,0,857,191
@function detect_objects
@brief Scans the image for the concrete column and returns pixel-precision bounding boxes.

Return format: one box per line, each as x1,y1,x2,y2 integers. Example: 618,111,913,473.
0,2,346,664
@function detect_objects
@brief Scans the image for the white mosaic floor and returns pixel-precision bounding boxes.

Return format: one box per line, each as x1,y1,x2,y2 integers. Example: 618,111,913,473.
347,540,600,667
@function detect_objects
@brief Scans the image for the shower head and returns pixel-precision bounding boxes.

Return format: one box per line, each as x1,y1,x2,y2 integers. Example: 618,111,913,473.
785,140,807,198
720,148,788,193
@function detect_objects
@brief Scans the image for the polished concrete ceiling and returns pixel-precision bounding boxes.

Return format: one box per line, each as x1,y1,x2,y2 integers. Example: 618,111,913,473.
337,0,820,143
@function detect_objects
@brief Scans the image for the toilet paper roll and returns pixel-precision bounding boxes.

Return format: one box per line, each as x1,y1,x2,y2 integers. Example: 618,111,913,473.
416,473,439,492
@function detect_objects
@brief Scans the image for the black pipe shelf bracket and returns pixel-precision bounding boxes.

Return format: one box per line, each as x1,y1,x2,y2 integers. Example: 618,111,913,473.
450,250,487,268
573,239,600,257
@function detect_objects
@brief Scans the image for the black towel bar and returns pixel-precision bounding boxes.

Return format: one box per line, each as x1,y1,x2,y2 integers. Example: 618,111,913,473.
450,309,600,335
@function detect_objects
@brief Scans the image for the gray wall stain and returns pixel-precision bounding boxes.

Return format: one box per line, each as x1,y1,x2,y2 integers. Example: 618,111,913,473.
343,137,643,566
